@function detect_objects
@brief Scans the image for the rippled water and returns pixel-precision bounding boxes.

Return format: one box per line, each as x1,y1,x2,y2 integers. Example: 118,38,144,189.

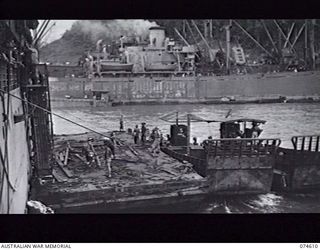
52,103,320,213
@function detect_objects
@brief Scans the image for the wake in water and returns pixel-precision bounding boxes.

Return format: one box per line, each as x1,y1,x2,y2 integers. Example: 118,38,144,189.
197,193,285,214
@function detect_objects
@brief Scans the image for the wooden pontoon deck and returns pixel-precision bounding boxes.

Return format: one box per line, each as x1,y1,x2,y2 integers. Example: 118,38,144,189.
33,132,206,213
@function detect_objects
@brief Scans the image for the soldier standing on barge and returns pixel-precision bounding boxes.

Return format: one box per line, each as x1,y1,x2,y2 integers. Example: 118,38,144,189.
133,125,140,144
119,115,124,132
103,137,115,178
141,123,147,144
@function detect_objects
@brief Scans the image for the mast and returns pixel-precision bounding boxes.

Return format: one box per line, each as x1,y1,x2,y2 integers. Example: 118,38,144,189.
304,19,308,65
187,114,191,156
310,19,316,70
226,20,232,75
209,19,213,38
182,20,186,38
204,20,208,39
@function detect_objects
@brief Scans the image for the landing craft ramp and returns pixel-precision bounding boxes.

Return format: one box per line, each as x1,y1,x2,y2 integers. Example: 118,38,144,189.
275,135,320,191
163,138,281,194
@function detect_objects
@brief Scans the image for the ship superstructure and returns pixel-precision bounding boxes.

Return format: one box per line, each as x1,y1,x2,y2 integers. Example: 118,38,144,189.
85,26,197,77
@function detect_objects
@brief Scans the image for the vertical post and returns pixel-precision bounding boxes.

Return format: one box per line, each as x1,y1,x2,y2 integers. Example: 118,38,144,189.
195,74,200,99
209,19,213,38
204,20,208,39
278,27,282,52
308,136,313,151
187,114,191,155
315,136,319,152
226,20,231,75
310,19,316,70
176,111,179,125
177,51,181,72
304,19,308,65
182,20,186,38
301,137,305,151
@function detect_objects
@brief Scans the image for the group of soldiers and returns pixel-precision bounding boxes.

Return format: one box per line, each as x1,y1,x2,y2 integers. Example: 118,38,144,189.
133,123,163,154
81,116,165,178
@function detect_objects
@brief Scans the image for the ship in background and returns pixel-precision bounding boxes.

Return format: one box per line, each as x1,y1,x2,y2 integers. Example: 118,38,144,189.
0,20,53,213
88,26,197,76
46,20,320,106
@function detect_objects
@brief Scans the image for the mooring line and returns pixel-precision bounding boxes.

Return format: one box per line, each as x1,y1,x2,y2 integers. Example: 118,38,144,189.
0,88,109,139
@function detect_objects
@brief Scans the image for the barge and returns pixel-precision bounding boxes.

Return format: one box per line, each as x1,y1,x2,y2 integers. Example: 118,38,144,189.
32,132,207,213
31,113,320,212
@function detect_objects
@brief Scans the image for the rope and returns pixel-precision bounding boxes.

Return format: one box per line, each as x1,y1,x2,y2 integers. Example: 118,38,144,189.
0,88,110,139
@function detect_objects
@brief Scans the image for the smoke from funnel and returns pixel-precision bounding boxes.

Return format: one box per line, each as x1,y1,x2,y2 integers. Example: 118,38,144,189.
72,20,159,43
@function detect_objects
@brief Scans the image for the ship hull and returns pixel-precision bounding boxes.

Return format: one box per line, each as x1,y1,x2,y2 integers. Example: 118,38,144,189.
48,71,320,104
0,88,31,214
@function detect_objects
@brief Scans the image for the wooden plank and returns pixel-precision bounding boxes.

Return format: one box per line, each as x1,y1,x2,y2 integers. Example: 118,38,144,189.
55,154,74,178
64,143,70,166
52,167,68,182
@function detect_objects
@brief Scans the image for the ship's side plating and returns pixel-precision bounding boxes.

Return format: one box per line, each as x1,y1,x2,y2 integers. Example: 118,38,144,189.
0,86,31,213
0,20,52,213
0,21,31,213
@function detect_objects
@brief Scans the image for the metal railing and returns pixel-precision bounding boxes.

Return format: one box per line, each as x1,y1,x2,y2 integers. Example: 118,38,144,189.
292,135,320,152
204,138,281,157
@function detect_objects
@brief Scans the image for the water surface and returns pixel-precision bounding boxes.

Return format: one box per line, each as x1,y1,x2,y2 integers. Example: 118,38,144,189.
52,103,320,213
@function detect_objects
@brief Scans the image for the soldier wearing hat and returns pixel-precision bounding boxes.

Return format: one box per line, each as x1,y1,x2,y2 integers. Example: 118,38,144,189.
103,137,115,178
82,137,95,167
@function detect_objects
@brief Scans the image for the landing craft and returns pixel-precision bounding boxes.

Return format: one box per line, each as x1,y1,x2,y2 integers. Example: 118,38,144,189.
161,113,320,193
161,114,280,194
